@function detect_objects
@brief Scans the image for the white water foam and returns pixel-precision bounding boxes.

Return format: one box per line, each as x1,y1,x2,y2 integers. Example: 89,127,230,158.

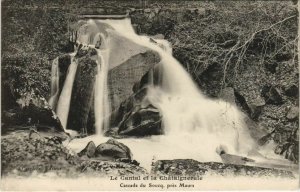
48,57,59,110
94,49,111,134
62,18,296,173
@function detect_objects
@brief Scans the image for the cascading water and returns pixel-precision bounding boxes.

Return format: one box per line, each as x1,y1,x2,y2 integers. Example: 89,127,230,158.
56,53,78,131
48,57,60,111
100,19,255,153
65,19,253,168
63,18,295,171
76,20,111,135
94,49,110,135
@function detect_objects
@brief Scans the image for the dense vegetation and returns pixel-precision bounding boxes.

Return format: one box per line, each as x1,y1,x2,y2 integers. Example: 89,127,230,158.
131,1,298,94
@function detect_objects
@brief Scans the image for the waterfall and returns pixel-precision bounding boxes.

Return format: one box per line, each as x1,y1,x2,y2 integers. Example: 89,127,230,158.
48,57,59,111
96,19,254,156
66,18,296,171
56,54,78,131
49,20,111,134
94,49,110,135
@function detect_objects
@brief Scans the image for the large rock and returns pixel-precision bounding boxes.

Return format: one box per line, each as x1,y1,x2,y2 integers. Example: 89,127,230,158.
151,159,295,178
66,48,98,135
108,51,160,111
118,107,162,136
2,88,64,134
284,84,298,98
234,90,265,120
78,141,96,158
107,32,149,69
95,139,132,160
261,85,283,105
133,64,163,91
247,96,266,119
110,87,162,137
219,87,235,104
286,106,299,121
111,87,148,126
109,62,163,137
274,127,298,163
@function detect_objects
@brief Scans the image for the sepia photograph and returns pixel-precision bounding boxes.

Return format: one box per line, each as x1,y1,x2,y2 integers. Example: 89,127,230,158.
1,0,299,190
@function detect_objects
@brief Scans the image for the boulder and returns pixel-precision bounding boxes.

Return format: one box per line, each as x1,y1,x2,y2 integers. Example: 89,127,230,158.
275,141,298,163
111,87,148,127
235,90,265,120
108,51,160,111
110,86,163,137
261,86,283,105
247,96,266,119
95,139,132,160
198,62,224,97
243,115,269,144
285,84,298,97
66,48,98,135
78,141,96,158
219,87,236,104
134,64,163,92
151,159,295,179
2,88,64,134
107,31,150,69
257,130,275,146
286,106,299,121
118,107,162,136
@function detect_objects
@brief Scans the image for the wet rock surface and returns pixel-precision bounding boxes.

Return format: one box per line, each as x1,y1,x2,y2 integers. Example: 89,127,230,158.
66,48,98,135
219,87,236,104
108,51,160,111
151,159,295,179
110,87,162,137
95,139,132,160
78,139,140,166
78,141,96,158
118,107,162,136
